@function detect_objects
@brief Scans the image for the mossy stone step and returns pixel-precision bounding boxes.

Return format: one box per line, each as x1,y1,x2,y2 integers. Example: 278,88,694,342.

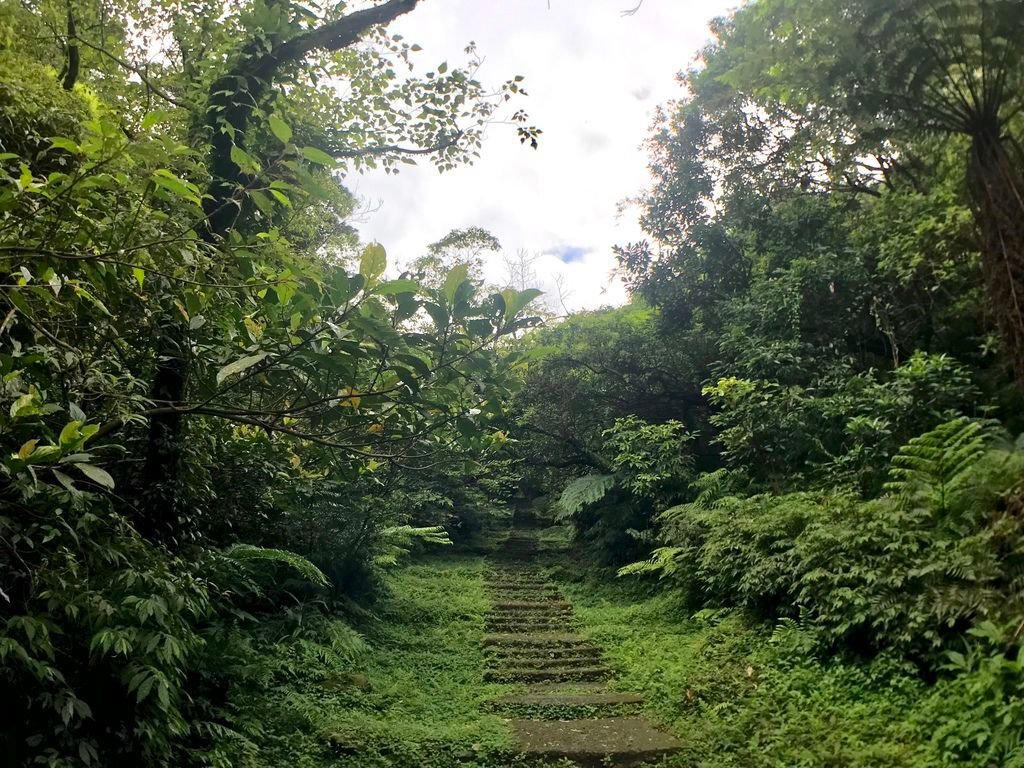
487,645,602,662
483,632,591,648
493,689,644,709
511,717,682,767
486,620,575,633
488,588,562,598
484,655,602,671
491,600,572,611
489,615,573,626
489,609,574,620
484,665,610,683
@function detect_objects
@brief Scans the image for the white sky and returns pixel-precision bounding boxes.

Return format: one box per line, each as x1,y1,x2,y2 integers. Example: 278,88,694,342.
350,0,737,312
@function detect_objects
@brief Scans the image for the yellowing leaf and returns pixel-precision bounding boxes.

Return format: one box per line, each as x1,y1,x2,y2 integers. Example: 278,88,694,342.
338,387,361,409
17,439,39,460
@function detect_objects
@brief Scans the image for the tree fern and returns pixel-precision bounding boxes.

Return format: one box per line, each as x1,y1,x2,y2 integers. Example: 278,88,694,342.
554,474,617,521
225,544,329,586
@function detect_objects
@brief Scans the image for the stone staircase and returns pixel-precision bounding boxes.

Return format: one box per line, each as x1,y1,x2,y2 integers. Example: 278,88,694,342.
483,527,682,766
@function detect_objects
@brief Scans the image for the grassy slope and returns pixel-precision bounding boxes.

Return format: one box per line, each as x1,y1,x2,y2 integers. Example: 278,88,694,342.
553,567,941,768
240,555,512,768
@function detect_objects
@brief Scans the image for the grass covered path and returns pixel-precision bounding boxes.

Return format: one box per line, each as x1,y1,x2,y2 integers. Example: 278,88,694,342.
237,532,974,768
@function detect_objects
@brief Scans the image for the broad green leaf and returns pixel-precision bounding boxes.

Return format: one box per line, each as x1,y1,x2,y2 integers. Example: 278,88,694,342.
230,145,261,174
216,352,268,385
442,264,469,304
268,114,293,145
49,137,80,153
77,463,115,489
300,146,335,166
359,243,387,283
500,288,543,322
375,278,419,296
59,421,82,447
152,169,201,205
52,469,77,493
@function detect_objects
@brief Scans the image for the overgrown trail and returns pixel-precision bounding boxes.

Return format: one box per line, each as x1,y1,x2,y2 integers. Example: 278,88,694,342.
482,523,682,766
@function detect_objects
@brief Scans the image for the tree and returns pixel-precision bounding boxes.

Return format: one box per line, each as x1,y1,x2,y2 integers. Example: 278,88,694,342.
700,0,1024,385
410,226,502,290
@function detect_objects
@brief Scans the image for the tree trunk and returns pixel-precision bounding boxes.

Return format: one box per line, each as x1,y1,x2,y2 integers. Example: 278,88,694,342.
968,125,1024,388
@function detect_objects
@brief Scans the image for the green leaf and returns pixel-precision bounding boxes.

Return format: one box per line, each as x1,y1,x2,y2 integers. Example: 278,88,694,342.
216,352,268,385
268,114,293,145
59,421,82,447
132,267,145,288
501,287,543,322
375,278,419,296
230,145,261,174
151,169,201,205
442,264,469,304
359,243,387,284
49,137,80,153
77,463,115,489
300,146,336,166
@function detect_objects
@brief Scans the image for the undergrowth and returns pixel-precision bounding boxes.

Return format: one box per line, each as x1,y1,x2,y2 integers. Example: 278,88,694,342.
553,566,1020,768
223,555,514,767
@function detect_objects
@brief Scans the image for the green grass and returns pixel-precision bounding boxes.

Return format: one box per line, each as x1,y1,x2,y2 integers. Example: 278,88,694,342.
551,566,941,768
233,555,515,768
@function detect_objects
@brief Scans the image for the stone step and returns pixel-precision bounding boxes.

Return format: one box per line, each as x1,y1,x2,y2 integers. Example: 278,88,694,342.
491,689,645,713
487,645,603,662
485,654,602,670
483,632,591,648
511,717,682,767
486,611,570,621
484,665,610,683
486,620,576,633
488,594,562,603
486,616,573,625
491,600,572,611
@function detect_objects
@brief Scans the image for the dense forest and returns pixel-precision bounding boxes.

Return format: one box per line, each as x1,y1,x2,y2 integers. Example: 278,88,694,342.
2,0,1023,766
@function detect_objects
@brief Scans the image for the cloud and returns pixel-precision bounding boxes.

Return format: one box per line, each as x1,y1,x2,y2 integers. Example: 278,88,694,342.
348,0,737,313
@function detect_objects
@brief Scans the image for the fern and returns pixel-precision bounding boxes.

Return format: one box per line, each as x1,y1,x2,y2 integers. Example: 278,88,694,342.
225,544,329,586
373,525,451,567
554,473,617,521
617,546,684,579
884,417,1001,514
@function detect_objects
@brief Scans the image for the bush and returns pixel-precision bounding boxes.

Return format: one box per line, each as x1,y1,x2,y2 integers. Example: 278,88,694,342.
624,418,1024,656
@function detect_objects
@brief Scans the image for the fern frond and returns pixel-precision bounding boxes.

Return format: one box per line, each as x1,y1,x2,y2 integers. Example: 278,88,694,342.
617,546,684,579
554,474,617,521
884,417,1002,512
225,544,329,586
373,525,451,567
